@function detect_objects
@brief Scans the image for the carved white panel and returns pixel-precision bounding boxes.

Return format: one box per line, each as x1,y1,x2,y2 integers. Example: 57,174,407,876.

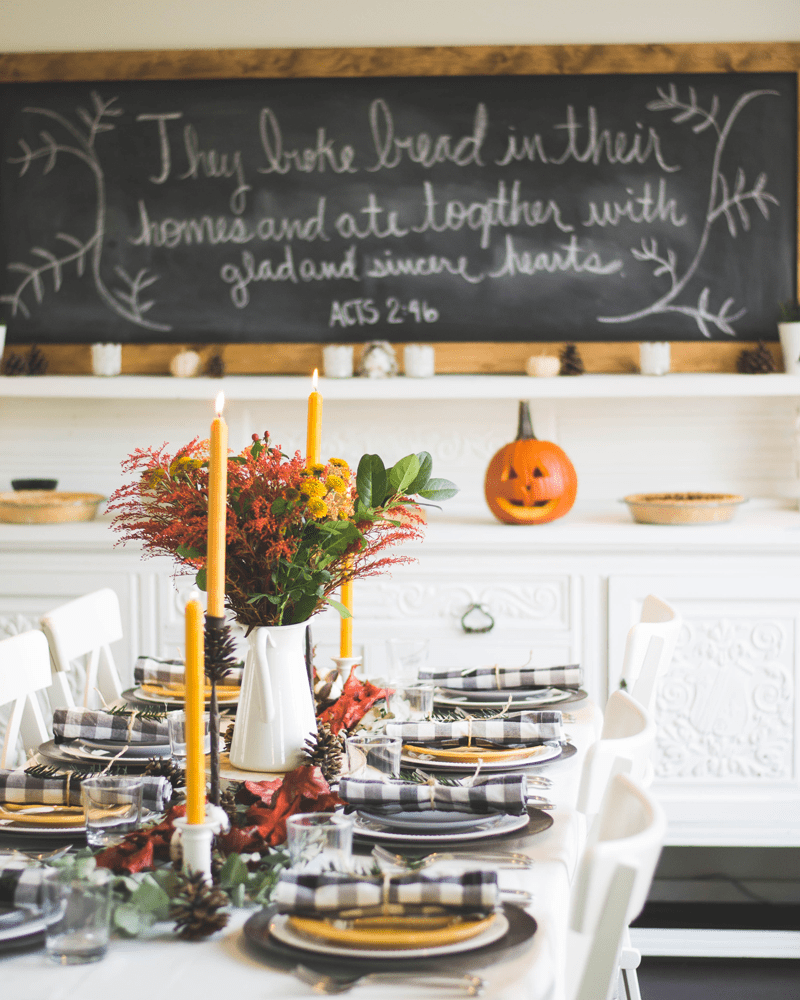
371,579,565,625
655,615,794,781
0,612,39,637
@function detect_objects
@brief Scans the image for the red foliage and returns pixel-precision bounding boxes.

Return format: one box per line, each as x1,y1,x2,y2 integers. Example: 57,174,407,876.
317,667,387,735
94,804,186,875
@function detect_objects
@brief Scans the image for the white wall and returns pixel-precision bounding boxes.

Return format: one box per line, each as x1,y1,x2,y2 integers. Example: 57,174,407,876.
1,0,798,52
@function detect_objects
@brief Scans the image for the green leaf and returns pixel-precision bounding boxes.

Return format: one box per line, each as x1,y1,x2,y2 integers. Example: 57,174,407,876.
195,567,207,591
407,451,433,495
388,454,421,497
271,498,287,515
356,454,387,509
129,874,171,920
418,478,459,502
113,903,147,938
326,597,352,619
218,853,250,890
177,543,203,560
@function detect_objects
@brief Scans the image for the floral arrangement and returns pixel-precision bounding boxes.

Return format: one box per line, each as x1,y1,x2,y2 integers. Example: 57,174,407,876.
109,436,457,628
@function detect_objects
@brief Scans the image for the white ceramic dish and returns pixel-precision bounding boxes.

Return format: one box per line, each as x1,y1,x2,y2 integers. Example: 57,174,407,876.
353,809,530,844
268,909,509,960
80,738,171,759
357,808,503,834
436,686,571,704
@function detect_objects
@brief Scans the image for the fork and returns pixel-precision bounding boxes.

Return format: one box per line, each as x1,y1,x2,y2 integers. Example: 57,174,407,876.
292,964,485,995
371,845,535,870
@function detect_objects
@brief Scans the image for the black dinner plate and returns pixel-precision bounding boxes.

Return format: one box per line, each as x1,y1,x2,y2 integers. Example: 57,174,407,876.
243,902,537,976
37,739,153,773
435,688,588,708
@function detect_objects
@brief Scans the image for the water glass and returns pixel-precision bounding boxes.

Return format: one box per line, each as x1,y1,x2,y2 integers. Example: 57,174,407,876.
386,637,429,681
43,871,112,965
168,710,211,759
81,776,143,848
344,733,402,779
286,812,354,870
386,682,434,722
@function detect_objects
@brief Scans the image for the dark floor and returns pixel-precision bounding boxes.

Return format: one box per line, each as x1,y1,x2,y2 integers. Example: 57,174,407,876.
638,957,800,999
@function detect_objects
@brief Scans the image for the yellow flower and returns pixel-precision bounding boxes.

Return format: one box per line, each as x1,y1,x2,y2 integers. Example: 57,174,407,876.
142,467,168,490
168,455,202,478
329,457,349,470
325,474,346,496
302,479,326,499
307,498,328,519
310,463,326,477
285,487,300,501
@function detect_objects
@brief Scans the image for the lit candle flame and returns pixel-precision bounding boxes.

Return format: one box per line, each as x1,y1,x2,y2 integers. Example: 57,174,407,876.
215,391,225,417
312,368,318,391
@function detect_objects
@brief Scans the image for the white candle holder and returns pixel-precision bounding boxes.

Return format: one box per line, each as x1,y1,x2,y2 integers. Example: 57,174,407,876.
404,344,435,378
90,343,122,377
639,342,671,375
322,344,354,378
331,656,363,681
526,355,561,377
173,816,215,883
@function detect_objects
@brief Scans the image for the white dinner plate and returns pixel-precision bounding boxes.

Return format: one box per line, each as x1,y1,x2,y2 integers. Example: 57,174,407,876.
436,686,571,704
80,738,171,759
353,809,530,844
0,909,47,946
400,741,561,772
268,909,509,960
357,808,504,834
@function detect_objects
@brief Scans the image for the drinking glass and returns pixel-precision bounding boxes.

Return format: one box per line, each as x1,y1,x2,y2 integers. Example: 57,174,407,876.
286,812,353,870
386,682,434,722
81,776,143,848
167,710,211,759
43,870,112,965
344,733,402,779
386,637,429,681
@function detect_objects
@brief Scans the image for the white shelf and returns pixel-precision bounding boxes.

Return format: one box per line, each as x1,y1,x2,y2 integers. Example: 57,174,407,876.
2,372,800,401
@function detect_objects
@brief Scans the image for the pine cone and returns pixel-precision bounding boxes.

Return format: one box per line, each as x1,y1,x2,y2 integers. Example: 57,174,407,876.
144,756,185,804
302,723,344,783
26,345,48,375
2,351,28,376
223,720,235,753
559,343,585,376
220,786,238,824
205,353,226,378
170,871,230,940
737,341,776,374
204,618,239,683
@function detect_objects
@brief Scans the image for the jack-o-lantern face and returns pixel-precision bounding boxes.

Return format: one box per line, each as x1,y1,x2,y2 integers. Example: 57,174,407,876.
485,404,578,524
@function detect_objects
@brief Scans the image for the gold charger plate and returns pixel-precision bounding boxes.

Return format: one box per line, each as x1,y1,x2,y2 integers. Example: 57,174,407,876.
402,742,550,764
0,804,85,828
288,911,497,950
139,682,239,701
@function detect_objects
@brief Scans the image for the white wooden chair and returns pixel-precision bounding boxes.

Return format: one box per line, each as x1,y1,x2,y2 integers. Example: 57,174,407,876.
0,630,52,768
619,594,681,714
576,689,656,829
40,588,125,708
566,774,667,1000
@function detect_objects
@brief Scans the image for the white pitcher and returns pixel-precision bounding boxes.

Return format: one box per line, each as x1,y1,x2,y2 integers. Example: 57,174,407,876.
229,620,317,772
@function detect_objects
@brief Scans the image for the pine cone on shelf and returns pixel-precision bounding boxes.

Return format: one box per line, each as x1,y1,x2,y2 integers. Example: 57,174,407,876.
205,353,226,378
26,345,48,375
170,871,230,940
2,351,28,376
559,343,585,376
737,341,776,374
302,722,345,783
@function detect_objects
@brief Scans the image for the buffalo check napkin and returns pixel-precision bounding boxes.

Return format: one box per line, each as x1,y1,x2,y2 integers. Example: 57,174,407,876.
275,869,499,915
52,708,169,745
338,773,528,815
385,710,563,745
419,664,582,690
0,861,51,908
134,655,242,686
0,769,171,814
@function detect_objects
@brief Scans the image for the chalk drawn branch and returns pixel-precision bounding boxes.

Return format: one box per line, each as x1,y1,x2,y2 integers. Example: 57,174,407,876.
598,85,779,338
1,91,171,332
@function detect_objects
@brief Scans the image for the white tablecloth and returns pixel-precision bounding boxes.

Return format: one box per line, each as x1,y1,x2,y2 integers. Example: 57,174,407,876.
1,701,602,1000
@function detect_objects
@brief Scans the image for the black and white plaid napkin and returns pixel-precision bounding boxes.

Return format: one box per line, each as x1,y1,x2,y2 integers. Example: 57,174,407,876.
134,655,242,686
385,710,563,745
275,869,499,914
419,664,582,690
0,769,172,814
52,708,169,745
339,773,528,815
0,861,50,909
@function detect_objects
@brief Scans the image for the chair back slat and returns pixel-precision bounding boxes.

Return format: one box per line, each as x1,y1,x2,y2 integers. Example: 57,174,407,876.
0,630,53,768
619,594,681,713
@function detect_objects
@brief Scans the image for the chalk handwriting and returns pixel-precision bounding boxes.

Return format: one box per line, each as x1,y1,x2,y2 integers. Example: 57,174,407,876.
488,235,623,279
582,179,687,228
258,108,357,174
367,98,487,171
221,246,358,308
365,250,484,284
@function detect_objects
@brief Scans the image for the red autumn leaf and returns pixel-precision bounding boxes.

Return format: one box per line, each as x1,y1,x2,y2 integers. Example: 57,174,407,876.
240,778,283,806
317,667,386,734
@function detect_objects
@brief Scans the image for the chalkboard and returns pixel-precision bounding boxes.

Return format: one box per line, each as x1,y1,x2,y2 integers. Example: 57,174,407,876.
0,66,796,344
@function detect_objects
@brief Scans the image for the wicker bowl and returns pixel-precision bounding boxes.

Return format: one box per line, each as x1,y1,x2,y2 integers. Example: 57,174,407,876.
623,492,747,525
0,490,106,524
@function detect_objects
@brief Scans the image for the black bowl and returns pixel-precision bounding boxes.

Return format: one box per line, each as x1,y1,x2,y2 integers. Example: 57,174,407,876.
11,479,58,491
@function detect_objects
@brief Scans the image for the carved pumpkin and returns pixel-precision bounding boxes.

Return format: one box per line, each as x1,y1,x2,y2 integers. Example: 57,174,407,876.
484,402,578,524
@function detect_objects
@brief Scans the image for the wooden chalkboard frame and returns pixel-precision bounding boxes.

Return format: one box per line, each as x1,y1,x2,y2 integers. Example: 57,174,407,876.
1,42,799,374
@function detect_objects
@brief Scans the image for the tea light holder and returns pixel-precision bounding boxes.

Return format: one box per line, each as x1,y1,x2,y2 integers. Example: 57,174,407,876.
404,344,435,378
639,342,671,375
90,343,122,377
526,355,561,377
322,344,354,378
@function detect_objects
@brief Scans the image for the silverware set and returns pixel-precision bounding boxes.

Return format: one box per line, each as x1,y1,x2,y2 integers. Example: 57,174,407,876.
371,844,536,870
292,964,485,995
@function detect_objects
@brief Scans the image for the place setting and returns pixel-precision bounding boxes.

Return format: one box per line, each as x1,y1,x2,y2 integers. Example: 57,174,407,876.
420,663,588,711
122,655,242,710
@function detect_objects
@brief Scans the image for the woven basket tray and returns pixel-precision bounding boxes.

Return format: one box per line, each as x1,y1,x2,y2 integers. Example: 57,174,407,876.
623,492,747,525
0,490,106,524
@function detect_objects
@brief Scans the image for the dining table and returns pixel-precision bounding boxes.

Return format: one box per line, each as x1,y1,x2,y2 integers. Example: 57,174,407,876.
0,699,602,1000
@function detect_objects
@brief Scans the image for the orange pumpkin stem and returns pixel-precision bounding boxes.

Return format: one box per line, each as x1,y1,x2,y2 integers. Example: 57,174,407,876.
517,401,536,441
